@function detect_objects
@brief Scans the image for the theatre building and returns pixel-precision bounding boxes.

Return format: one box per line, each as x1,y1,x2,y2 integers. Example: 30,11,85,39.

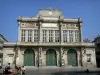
3,7,96,68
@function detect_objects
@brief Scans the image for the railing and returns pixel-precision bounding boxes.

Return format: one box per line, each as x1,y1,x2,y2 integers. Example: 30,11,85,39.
82,43,95,46
3,42,16,46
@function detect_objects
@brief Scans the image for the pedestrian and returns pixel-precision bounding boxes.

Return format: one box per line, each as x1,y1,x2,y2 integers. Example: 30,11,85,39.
21,66,26,74
0,61,2,69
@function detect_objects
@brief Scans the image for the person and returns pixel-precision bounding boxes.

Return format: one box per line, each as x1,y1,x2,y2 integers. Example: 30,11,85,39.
15,66,19,71
0,61,2,69
21,66,26,74
4,63,11,74
6,63,10,69
15,66,20,74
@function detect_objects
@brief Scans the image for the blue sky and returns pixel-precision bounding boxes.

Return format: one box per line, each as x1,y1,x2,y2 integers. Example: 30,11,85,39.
0,0,100,41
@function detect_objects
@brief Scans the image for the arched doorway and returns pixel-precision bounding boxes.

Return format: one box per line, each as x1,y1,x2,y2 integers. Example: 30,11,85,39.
46,49,57,66
67,49,77,66
24,49,35,66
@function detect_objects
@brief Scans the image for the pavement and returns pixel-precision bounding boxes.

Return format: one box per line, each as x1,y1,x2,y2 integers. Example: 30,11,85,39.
0,66,100,74
25,66,100,73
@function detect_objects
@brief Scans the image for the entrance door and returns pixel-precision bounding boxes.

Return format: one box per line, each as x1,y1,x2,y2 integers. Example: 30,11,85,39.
67,49,77,66
24,49,35,66
46,49,57,66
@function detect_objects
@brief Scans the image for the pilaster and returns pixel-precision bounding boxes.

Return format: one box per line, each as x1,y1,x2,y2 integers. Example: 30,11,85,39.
78,19,82,42
80,23,83,42
93,49,97,67
53,30,55,42
32,30,34,42
77,50,81,66
16,47,20,66
59,22,63,43
73,31,75,42
47,30,49,42
25,30,28,42
40,22,42,43
18,22,21,42
60,47,65,66
39,47,42,66
38,16,42,43
67,30,69,42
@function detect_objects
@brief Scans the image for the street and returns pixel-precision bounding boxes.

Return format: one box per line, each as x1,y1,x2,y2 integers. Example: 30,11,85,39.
24,67,100,75
0,67,100,75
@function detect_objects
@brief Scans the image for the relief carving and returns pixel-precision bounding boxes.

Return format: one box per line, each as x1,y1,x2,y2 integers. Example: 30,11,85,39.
62,23,76,28
21,22,37,28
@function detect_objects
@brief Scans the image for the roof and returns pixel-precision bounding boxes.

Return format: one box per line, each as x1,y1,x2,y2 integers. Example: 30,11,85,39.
17,7,83,23
0,34,8,42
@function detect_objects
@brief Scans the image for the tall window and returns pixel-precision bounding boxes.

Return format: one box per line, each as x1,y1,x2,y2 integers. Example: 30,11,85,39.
63,30,68,42
42,30,47,42
69,30,73,42
21,29,26,42
75,30,79,42
55,30,60,42
34,30,38,42
28,30,32,42
49,30,53,42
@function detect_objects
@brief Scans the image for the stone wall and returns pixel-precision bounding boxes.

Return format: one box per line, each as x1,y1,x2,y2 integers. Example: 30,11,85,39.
2,46,96,68
82,48,96,68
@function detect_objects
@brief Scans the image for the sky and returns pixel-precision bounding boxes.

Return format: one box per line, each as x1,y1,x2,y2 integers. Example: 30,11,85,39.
0,0,100,41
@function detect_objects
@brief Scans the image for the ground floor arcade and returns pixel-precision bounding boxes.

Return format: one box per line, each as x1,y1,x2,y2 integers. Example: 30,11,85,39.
3,46,97,68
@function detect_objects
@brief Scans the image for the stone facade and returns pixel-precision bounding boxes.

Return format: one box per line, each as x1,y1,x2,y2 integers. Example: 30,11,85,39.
2,7,97,68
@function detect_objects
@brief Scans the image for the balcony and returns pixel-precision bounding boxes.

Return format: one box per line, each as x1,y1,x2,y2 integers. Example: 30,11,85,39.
3,42,95,47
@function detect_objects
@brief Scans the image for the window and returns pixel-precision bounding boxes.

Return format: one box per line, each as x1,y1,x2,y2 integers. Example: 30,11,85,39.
69,30,73,42
42,30,47,42
75,30,79,42
21,29,26,42
28,30,32,42
55,30,60,42
63,30,68,42
49,30,53,42
87,54,91,62
34,30,38,42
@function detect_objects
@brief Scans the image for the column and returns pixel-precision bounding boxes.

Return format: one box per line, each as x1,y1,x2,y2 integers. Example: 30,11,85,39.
39,47,42,66
53,30,55,42
73,30,75,42
47,30,49,42
67,30,69,42
32,30,34,42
